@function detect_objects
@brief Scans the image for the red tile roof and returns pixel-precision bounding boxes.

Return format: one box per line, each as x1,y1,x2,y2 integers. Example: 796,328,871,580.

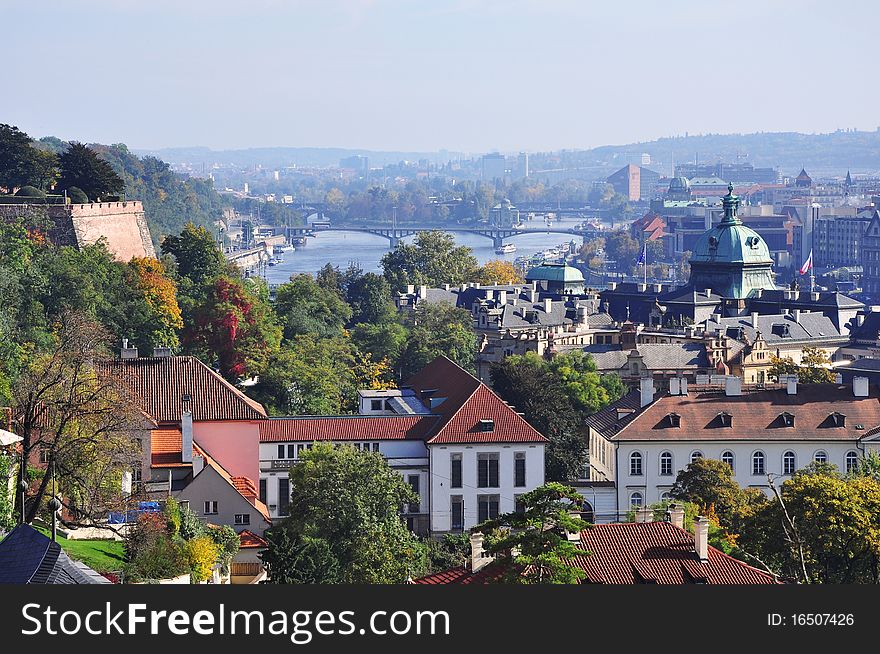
238,529,268,549
412,522,778,585
406,356,547,445
259,415,439,443
150,428,189,468
99,356,266,423
608,385,880,442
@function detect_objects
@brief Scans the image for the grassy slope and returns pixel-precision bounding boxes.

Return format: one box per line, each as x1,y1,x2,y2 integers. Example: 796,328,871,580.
36,527,126,573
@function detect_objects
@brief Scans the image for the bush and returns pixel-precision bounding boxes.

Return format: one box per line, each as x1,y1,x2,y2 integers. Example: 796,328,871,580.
123,513,187,583
67,186,89,203
15,185,45,198
185,536,219,583
163,497,181,538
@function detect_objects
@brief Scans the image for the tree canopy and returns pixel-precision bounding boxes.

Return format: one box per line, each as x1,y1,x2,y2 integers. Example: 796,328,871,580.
381,230,478,290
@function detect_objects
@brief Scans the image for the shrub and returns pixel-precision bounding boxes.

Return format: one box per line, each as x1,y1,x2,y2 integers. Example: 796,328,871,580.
185,536,220,583
67,186,89,203
123,513,187,583
163,497,181,538
15,185,45,198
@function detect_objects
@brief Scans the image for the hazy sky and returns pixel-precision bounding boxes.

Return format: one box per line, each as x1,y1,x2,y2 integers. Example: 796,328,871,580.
3,0,878,153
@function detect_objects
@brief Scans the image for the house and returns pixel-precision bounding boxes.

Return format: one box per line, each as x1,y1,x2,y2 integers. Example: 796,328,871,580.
412,507,778,585
258,356,547,535
586,376,880,515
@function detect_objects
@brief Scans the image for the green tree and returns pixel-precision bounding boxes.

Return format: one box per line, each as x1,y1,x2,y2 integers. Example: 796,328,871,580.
350,320,409,375
57,142,124,201
346,272,396,326
768,347,835,384
548,351,626,414
399,302,476,378
274,274,352,340
381,231,478,291
0,124,56,192
270,443,426,583
161,223,229,289
477,482,590,584
605,229,640,275
260,530,341,583
670,458,750,526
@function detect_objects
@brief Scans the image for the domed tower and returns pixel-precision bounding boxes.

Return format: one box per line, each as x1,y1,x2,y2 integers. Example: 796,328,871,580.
666,176,692,201
688,183,775,299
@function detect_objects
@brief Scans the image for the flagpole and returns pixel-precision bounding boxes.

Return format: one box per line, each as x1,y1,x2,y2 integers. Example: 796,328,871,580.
643,242,647,286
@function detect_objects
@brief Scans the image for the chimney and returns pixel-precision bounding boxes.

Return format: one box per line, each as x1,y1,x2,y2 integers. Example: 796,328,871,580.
853,376,869,397
787,375,798,395
608,281,617,291
406,284,415,295
497,290,507,305
470,532,494,572
668,503,685,530
640,377,655,408
725,376,741,396
544,298,553,313
419,285,428,300
638,283,647,292
634,506,653,523
120,338,138,359
653,283,662,293
811,291,820,301
694,516,710,561
181,409,193,464
793,309,801,323
857,313,866,327
152,346,172,358
460,283,467,292
680,378,688,396
704,288,712,298
191,452,205,476
751,312,759,328
835,372,843,384
755,288,763,298
669,377,681,395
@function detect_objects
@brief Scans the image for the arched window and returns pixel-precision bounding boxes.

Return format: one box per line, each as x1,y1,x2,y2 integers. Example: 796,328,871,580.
752,451,766,476
846,451,859,474
690,451,703,463
659,451,673,476
814,450,828,465
721,451,735,473
580,500,594,523
783,451,796,475
630,492,643,508
630,451,643,476
659,491,672,502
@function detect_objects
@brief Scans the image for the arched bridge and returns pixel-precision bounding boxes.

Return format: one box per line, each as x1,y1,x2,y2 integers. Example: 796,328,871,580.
287,225,596,249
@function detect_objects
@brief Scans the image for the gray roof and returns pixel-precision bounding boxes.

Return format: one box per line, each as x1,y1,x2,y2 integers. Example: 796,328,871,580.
493,301,573,329
0,524,111,584
585,342,710,372
703,312,846,345
584,390,647,438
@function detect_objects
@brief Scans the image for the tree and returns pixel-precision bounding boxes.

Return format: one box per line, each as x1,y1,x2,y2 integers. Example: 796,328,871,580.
126,257,183,349
350,320,409,373
160,223,229,289
399,302,476,378
547,351,626,414
315,263,343,298
274,274,352,340
476,482,590,584
268,442,427,583
57,142,124,201
11,312,141,525
605,230,640,275
0,124,57,192
346,272,396,326
381,231,478,290
183,276,281,381
472,260,524,285
670,458,749,526
260,530,341,583
768,347,835,384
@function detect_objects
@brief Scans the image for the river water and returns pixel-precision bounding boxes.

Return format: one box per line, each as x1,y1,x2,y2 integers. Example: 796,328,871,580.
263,215,591,283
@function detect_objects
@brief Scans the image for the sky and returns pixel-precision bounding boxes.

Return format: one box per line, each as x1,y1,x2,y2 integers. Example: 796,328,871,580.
3,0,879,153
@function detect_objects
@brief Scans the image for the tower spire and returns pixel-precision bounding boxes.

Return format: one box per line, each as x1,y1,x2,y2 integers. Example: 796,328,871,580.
720,182,741,225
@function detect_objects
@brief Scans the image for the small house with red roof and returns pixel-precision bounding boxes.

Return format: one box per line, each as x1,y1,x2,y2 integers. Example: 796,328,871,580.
258,356,547,535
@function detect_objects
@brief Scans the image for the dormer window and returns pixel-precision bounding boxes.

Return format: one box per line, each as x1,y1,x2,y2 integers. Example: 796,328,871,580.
478,419,495,433
667,412,681,428
828,412,846,428
716,411,732,427
779,412,795,427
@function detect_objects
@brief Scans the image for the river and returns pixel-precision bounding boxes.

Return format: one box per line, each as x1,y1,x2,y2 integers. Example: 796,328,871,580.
263,215,592,283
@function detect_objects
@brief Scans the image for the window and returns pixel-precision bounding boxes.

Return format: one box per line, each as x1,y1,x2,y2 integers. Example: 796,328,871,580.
451,496,463,531
752,451,766,476
630,492,643,508
580,500,594,523
204,501,218,515
846,451,859,474
259,478,267,505
514,452,526,487
287,444,296,459
690,451,703,463
659,451,673,476
372,442,380,453
450,453,462,488
783,451,796,475
814,450,828,464
297,443,306,458
630,451,643,476
278,478,290,516
660,492,672,502
277,444,285,459
721,451,735,472
477,495,499,523
234,514,250,525
514,495,526,514
477,453,499,488
371,399,383,411
478,419,495,432
407,475,420,513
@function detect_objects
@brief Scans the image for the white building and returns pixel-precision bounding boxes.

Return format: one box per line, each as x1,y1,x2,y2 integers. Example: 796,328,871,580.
586,375,880,518
258,356,547,534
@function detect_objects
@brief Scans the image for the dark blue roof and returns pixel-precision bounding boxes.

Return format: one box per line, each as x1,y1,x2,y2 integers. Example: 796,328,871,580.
0,524,107,584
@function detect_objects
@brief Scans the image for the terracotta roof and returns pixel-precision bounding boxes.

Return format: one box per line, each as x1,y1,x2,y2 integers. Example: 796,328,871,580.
98,356,266,423
412,522,778,585
611,384,880,442
150,428,189,468
193,442,271,523
406,356,547,444
238,530,268,549
259,415,439,443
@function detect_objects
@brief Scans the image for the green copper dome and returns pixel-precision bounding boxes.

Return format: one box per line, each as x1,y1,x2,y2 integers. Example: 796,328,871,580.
688,183,775,299
526,263,585,283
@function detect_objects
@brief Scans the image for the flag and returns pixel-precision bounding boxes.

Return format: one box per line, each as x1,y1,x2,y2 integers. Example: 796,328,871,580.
637,243,646,266
799,249,813,275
